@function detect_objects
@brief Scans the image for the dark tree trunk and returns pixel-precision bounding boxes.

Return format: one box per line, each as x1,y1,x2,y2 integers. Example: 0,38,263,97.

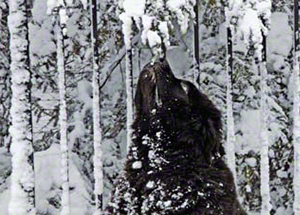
193,0,200,88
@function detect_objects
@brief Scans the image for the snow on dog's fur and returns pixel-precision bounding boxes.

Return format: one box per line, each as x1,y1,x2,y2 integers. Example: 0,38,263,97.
105,60,247,215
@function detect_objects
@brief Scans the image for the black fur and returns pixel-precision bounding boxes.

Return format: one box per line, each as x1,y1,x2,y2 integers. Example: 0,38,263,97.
105,60,247,215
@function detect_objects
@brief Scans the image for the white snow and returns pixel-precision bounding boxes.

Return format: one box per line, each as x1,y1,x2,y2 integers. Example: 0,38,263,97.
0,145,93,215
167,0,195,34
35,145,93,215
132,161,142,169
225,43,237,184
141,15,154,44
119,0,195,58
236,110,261,153
259,63,272,215
158,21,170,47
147,30,162,56
122,0,145,17
8,0,36,214
146,181,155,188
227,0,271,61
119,13,133,48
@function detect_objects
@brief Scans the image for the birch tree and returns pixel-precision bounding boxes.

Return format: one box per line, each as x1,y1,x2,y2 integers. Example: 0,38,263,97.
90,0,104,213
8,0,36,214
293,1,300,214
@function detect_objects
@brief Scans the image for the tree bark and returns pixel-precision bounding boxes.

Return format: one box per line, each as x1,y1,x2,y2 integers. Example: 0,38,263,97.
8,0,36,214
90,0,104,213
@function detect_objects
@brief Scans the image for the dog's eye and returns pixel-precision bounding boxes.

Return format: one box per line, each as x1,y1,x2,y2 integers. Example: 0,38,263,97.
180,82,189,94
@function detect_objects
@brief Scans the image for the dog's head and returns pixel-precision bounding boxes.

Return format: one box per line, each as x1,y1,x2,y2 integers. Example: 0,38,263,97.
134,60,224,164
135,60,193,117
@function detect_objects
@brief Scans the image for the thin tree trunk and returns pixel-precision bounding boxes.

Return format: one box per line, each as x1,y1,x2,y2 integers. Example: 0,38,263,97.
259,32,271,215
0,1,11,150
293,1,300,214
57,8,70,215
225,26,237,182
125,34,134,153
193,0,200,88
8,0,36,214
119,13,134,153
90,0,103,213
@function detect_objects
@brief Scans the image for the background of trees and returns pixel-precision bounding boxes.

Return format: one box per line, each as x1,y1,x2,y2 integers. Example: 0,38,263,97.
0,0,298,215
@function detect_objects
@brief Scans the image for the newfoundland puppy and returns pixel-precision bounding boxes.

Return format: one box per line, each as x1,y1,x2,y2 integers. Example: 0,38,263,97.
105,60,247,215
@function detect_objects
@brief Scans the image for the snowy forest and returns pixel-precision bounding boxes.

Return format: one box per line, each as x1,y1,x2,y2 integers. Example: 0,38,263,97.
0,0,300,214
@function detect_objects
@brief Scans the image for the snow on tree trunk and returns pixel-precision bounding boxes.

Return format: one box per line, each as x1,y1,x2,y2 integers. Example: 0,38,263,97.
57,8,70,215
119,12,134,152
226,0,272,213
225,26,237,182
293,0,300,214
125,39,134,152
193,0,200,88
8,0,36,214
259,33,271,215
90,0,104,213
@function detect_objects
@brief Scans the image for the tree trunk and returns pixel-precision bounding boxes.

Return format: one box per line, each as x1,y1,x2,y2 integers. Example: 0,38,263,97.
0,0,11,150
293,1,300,214
8,0,36,214
125,32,134,153
90,0,104,213
57,8,70,215
260,32,271,215
193,0,200,88
225,26,237,183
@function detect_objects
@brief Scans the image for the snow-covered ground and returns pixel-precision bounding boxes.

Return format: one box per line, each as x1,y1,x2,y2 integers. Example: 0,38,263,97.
0,145,93,215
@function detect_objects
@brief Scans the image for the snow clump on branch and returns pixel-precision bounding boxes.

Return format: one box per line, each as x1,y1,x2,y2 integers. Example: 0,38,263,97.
226,0,271,61
119,0,195,58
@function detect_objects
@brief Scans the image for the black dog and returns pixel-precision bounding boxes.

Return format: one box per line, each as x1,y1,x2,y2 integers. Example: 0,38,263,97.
105,60,247,215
